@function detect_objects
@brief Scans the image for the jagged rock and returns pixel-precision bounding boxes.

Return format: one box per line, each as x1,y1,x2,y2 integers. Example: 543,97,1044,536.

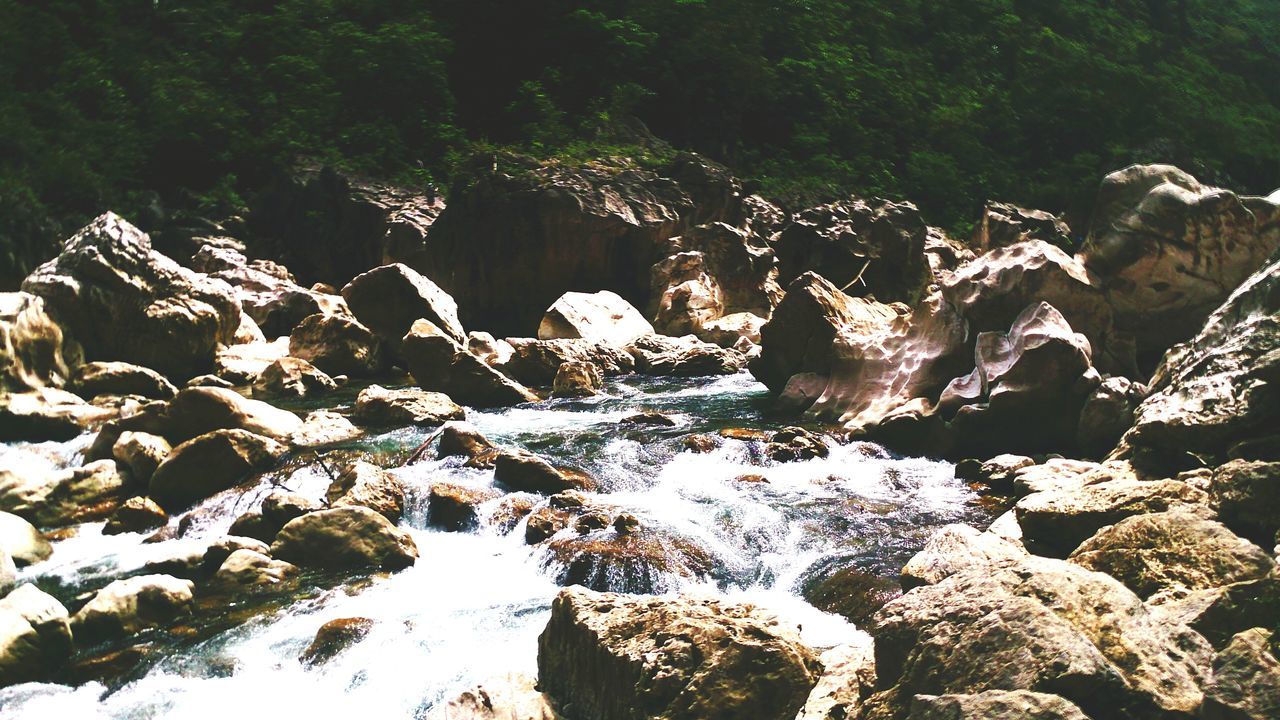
971,201,1074,252
796,640,877,720
537,587,822,720
102,497,168,535
0,584,73,686
288,312,382,378
341,262,466,348
501,338,635,386
206,549,299,593
776,196,933,305
538,291,655,347
1185,573,1280,649
465,332,515,366
909,691,1090,720
326,461,405,522
1210,460,1280,546
0,458,131,528
21,213,240,378
542,528,714,594
111,431,171,486
625,334,745,376
351,384,465,427
70,574,195,644
299,617,376,666
765,426,830,462
1076,375,1142,458
70,361,176,400
1118,248,1280,474
427,483,500,532
1081,164,1280,362
1068,511,1273,598
233,308,267,345
252,357,335,399
552,360,603,398
494,451,595,494
0,512,51,566
0,291,82,393
864,556,1212,720
900,524,1027,589
271,506,418,571
1202,627,1280,720
424,673,563,720
149,429,286,511
401,320,538,407
190,244,350,337
290,409,362,448
165,386,302,443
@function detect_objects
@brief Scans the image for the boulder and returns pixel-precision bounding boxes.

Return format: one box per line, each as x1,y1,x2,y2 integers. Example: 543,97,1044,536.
290,409,362,448
1068,511,1273,598
953,454,1034,494
213,337,290,383
501,338,635,387
1118,248,1280,474
1076,375,1141,458
149,429,287,511
542,528,714,594
271,506,418,571
111,431,171,486
0,386,117,442
796,641,878,720
102,497,168,535
421,421,500,468
341,263,465,347
206,549,299,594
551,360,603,398
70,361,176,400
0,552,13,596
538,290,655,347
164,386,302,443
252,357,335,399
0,459,130,528
288,312,383,377
425,673,563,720
351,384,465,427
909,691,1090,720
326,461,405,522
0,291,82,393
0,512,51,566
1202,627,1280,720
465,332,515,367
427,483,501,532
494,451,595,494
537,587,822,720
698,311,766,348
21,213,240,378
401,320,538,407
299,616,376,666
971,200,1074,252
864,556,1212,720
1188,574,1280,649
0,584,73,686
190,244,348,337
1081,164,1280,363
70,574,195,644
765,427,830,462
198,536,272,576
625,334,746,376
1210,460,1280,545
900,524,1027,589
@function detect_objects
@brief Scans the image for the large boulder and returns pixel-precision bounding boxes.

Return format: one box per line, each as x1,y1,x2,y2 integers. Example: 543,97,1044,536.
863,556,1212,720
970,200,1074,252
537,587,822,720
21,213,240,378
111,430,171,486
0,291,82,393
1081,164,1280,363
288,312,383,377
0,512,51,566
70,574,195,644
1076,375,1143,459
501,338,635,387
1202,627,1280,720
538,291,655,347
102,496,168,535
625,334,746,376
542,528,714,594
401,320,538,407
551,360,603,398
494,451,595,494
271,506,418,571
351,384,465,427
909,691,1090,720
70,361,177,400
252,357,335,399
341,263,466,348
796,641,878,720
189,244,348,338
900,523,1027,589
148,429,287,511
326,461,405,522
0,458,131,528
206,549,300,594
164,386,303,442
0,584,73,687
425,674,563,720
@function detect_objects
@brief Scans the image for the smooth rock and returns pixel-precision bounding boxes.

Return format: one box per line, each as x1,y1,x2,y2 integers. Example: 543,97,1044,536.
425,673,563,720
149,429,286,511
299,617,375,666
165,386,302,443
0,584,73,686
0,459,130,528
271,507,418,571
207,549,299,594
401,320,538,407
494,451,595,494
102,497,168,536
71,361,176,401
427,483,500,532
341,262,466,347
351,384,465,427
252,357,335,399
70,574,195,644
111,431,171,486
0,513,50,567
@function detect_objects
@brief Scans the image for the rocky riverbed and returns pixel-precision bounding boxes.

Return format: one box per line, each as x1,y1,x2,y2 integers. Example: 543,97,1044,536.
0,153,1277,719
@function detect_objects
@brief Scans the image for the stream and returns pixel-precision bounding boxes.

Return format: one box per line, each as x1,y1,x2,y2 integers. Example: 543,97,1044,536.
0,373,994,719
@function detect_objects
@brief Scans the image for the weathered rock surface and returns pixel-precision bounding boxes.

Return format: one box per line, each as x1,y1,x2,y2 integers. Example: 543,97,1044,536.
271,506,418,571
909,691,1091,720
0,384,120,442
795,640,877,720
213,336,290,384
71,361,176,400
1076,375,1142,459
542,528,714,594
539,291,655,347
537,587,822,720
900,523,1027,589
111,431,170,487
0,291,82,393
326,461,405,522
1202,627,1280,720
351,384,465,427
551,360,603,398
424,673,564,720
252,357,335,399
0,458,130,528
70,574,195,644
401,320,538,407
290,409,362,448
190,244,348,338
625,334,745,376
501,338,635,387
341,262,466,348
1210,460,1280,545
971,200,1074,252
425,421,500,468
0,584,73,686
427,483,500,532
0,512,51,566
288,312,383,377
299,616,376,666
206,549,299,594
494,451,594,494
164,386,302,443
21,213,240,378
149,429,286,511
102,496,168,535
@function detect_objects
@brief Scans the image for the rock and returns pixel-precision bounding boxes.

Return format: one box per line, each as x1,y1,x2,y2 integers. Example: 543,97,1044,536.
1081,164,1280,363
0,552,13,596
1210,460,1280,545
465,331,515,367
21,213,240,378
1068,511,1274,598
70,362,176,400
187,373,235,389
0,387,117,442
262,491,322,529
190,244,348,337
213,337,290,383
288,312,383,377
102,497,168,535
0,512,51,566
801,565,902,627
0,291,82,393
425,673,564,720
427,483,501,532
525,506,573,545
796,641,877,720
0,584,73,686
252,357,335,399
1076,375,1141,458
271,506,418,571
149,429,287,512
501,338,635,386
341,263,466,348
537,291,655,347
326,461,405,522
299,617,375,666
196,536,272,577
537,587,821,720
401,320,538,407
864,556,1212,720
765,426,830,462
494,451,595,494
543,528,714,594
681,434,721,453
489,495,538,534
206,549,299,593
1120,248,1280,474
971,200,1074,252
625,334,745,376
900,524,1027,589
351,384,465,427
909,691,1091,720
165,386,302,443
697,311,765,348
551,360,603,398
70,574,195,644
290,409,362,448
420,421,500,468
1202,627,1280,720
620,411,677,427
111,431,171,486
775,196,933,305
0,459,130,528
954,454,1034,494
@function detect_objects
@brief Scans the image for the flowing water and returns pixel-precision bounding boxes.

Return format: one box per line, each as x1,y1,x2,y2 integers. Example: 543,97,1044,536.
0,373,994,719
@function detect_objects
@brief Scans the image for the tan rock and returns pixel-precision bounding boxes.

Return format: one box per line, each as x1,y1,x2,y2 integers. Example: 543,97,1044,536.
149,429,286,511
71,574,194,643
351,384,465,426
539,291,655,347
271,506,418,571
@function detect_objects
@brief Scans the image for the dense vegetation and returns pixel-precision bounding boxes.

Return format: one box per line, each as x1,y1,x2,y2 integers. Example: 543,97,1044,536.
3,0,1278,283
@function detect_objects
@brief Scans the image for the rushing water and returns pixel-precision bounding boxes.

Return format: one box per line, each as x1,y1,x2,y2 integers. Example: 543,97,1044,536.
0,373,993,719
